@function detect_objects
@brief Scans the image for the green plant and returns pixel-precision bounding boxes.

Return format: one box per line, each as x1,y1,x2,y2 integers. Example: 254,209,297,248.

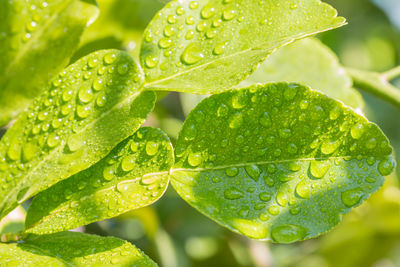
0,0,398,265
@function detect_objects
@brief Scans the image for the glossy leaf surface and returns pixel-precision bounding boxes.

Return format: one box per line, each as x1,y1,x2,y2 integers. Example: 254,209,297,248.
171,83,394,243
0,231,156,266
26,127,173,234
241,38,364,109
0,0,99,126
141,0,346,94
0,49,156,220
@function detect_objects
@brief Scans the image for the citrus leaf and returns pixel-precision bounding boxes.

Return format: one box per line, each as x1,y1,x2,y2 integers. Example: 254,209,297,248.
0,0,99,126
240,38,364,109
171,83,395,243
140,0,346,94
25,127,173,234
0,231,157,266
0,49,156,220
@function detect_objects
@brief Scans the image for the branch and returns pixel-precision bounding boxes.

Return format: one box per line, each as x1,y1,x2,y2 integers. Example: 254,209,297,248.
347,67,400,110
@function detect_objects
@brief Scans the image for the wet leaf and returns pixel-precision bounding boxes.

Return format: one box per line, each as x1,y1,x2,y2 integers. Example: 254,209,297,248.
0,0,99,126
0,49,156,220
141,0,346,94
241,38,364,109
171,83,394,243
25,127,173,234
0,231,157,266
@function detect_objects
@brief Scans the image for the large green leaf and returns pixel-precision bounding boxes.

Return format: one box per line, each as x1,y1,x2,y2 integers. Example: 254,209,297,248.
171,83,395,243
240,38,364,109
25,127,173,234
0,49,156,220
0,231,156,266
0,0,99,126
141,0,346,94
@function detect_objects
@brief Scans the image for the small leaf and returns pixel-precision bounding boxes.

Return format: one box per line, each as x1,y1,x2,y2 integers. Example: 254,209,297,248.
0,231,157,266
141,0,346,94
0,0,99,126
240,38,364,109
171,83,394,243
0,49,156,220
25,127,173,234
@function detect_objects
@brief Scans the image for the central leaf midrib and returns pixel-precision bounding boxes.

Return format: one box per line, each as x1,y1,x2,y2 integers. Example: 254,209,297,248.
171,155,371,173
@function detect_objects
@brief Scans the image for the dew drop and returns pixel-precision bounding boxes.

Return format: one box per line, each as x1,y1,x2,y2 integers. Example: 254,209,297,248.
259,112,271,127
309,161,330,179
47,133,60,148
259,192,271,202
201,4,216,19
76,105,91,119
181,43,204,65
189,1,199,9
164,25,176,37
103,166,114,181
78,88,94,103
67,134,83,152
104,53,117,64
223,8,237,20
232,92,247,109
295,180,310,199
159,37,173,49
276,192,288,207
224,187,244,200
365,138,377,149
121,155,135,172
233,219,268,239
141,175,158,185
229,112,243,129
188,152,202,167
186,16,195,25
350,123,364,139
271,225,307,243
146,141,159,156
378,158,394,176
217,104,229,117
320,139,341,155
144,55,158,68
341,187,364,207
213,43,225,55
245,164,261,182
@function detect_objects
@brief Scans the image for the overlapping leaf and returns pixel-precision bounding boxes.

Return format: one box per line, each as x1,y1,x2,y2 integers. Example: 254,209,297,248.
141,0,346,94
0,0,99,126
171,83,394,243
25,127,173,234
240,38,364,109
0,231,157,266
0,49,156,220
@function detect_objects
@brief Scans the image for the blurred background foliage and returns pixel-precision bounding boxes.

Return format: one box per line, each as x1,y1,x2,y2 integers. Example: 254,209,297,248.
2,0,400,266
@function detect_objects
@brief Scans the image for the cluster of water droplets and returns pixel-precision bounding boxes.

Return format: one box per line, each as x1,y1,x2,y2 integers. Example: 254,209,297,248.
1,0,51,51
27,128,172,233
173,83,394,242
0,50,144,201
142,0,248,73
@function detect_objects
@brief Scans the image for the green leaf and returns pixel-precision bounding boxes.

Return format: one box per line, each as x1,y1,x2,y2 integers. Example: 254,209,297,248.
141,0,346,94
171,83,395,243
25,127,173,234
0,0,99,126
0,49,156,220
0,231,157,266
240,38,364,109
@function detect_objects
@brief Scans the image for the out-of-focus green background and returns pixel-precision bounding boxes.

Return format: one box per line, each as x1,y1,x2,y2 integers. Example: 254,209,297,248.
4,0,400,266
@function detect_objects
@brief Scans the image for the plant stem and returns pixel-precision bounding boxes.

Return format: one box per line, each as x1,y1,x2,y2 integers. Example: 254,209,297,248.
347,67,400,110
383,66,400,81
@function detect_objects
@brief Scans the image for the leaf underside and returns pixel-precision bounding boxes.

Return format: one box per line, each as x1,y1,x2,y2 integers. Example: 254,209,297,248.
240,38,364,109
0,0,99,126
26,127,174,235
0,231,157,266
0,49,156,220
171,83,394,243
141,0,346,94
